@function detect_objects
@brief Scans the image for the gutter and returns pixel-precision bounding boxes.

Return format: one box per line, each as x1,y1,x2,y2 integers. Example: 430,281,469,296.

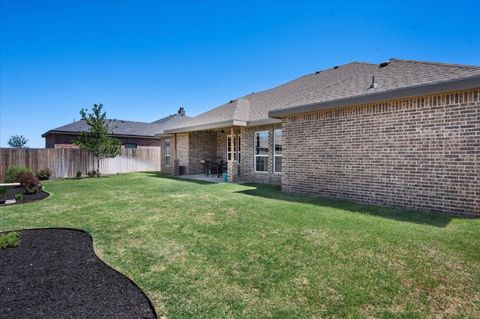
163,120,247,134
41,130,161,139
269,74,480,118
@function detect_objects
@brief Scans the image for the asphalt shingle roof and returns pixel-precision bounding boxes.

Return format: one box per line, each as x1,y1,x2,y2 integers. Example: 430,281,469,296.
43,113,190,137
167,59,480,132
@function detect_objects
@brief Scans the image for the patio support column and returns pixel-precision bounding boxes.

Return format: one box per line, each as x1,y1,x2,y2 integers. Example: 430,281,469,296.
227,126,238,182
173,133,179,176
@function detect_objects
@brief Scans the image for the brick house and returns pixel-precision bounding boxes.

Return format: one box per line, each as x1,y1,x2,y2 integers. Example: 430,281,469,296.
160,59,480,216
42,108,189,149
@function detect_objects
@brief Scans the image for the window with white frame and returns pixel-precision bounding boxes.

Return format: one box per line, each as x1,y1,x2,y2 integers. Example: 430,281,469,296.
274,129,282,173
124,143,137,149
254,131,269,172
227,135,241,163
164,140,171,166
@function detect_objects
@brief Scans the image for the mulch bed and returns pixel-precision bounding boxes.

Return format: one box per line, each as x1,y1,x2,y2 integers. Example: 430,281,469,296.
1,187,49,206
0,228,157,319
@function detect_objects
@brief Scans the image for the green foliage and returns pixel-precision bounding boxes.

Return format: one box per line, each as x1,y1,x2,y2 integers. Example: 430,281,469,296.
0,187,6,194
76,170,82,178
0,231,20,249
36,167,52,180
5,166,31,183
15,193,23,201
86,170,97,178
17,172,40,193
74,104,120,175
7,135,28,148
0,173,479,318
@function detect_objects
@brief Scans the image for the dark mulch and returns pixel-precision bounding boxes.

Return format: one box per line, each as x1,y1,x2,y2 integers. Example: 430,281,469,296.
0,228,157,319
0,187,49,206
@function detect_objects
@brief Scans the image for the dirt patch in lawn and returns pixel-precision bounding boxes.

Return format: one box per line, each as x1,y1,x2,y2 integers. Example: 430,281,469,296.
0,228,157,319
0,187,49,206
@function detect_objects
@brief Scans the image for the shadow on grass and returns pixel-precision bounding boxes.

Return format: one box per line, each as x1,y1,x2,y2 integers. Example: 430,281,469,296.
142,172,218,185
236,184,454,228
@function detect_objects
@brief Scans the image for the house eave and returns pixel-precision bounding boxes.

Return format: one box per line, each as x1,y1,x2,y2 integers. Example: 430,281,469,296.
247,118,282,126
42,130,161,139
164,120,248,134
269,74,480,118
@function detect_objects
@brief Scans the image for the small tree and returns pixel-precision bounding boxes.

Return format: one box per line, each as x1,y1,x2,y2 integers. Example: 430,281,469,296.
8,135,28,148
74,104,120,175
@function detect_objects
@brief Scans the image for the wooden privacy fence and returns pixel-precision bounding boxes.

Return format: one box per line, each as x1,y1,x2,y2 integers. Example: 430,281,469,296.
0,147,161,181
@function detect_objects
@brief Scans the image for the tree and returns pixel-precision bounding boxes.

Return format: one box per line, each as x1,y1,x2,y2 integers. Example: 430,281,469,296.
74,104,121,176
8,135,28,148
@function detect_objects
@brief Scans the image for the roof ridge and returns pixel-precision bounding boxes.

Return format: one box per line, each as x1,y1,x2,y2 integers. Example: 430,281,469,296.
247,62,375,97
274,64,374,109
389,58,480,69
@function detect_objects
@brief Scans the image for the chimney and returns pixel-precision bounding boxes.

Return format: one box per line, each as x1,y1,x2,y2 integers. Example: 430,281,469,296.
178,107,186,116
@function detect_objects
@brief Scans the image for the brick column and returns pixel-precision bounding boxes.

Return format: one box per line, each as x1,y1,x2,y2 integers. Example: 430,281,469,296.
173,159,180,176
227,160,237,182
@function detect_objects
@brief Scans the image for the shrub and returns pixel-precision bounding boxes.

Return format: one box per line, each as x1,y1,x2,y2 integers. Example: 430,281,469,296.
16,172,40,194
0,231,20,249
15,193,23,201
0,186,6,194
76,170,82,178
36,167,52,180
87,170,97,178
5,166,31,183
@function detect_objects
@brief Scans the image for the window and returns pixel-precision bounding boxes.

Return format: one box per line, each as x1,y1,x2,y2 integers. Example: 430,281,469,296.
124,143,137,149
254,131,269,172
227,135,241,163
274,129,282,173
164,140,171,166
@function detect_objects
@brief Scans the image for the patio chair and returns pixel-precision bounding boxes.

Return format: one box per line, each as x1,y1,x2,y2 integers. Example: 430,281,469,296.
201,160,211,177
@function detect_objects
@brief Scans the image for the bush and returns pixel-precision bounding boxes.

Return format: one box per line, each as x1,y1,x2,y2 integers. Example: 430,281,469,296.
0,231,20,249
76,170,82,178
36,167,52,180
16,172,40,194
5,166,31,183
0,186,6,194
87,170,97,177
15,193,23,201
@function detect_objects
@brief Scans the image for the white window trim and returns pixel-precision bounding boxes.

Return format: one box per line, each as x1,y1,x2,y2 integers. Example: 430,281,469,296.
274,129,282,174
254,131,269,173
227,135,241,162
164,139,171,166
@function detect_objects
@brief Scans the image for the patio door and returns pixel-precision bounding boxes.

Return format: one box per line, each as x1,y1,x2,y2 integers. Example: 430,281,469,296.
227,135,241,163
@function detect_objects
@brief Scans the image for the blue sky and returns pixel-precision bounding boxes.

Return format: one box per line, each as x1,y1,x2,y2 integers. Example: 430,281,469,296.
1,0,479,147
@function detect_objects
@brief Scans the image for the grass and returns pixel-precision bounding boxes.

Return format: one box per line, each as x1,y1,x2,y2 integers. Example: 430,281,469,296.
0,231,20,249
0,172,479,318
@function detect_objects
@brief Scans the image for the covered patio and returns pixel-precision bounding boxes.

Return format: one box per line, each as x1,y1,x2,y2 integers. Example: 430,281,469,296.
176,174,224,183
162,124,242,182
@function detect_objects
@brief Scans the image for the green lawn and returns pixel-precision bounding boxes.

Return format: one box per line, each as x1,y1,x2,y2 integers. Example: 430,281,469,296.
1,172,479,318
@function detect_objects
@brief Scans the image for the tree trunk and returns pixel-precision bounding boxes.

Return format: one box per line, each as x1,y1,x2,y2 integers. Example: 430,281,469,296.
97,158,100,177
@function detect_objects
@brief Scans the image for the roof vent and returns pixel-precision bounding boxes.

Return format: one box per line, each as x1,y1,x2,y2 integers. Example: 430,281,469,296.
368,76,378,90
229,100,236,104
315,71,321,74
178,107,186,116
333,66,339,69
379,61,389,68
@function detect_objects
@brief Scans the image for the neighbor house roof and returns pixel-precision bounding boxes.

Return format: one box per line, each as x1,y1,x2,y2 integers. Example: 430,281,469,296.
42,111,190,138
165,59,480,133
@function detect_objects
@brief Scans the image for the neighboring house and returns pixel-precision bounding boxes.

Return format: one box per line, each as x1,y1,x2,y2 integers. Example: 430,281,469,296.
42,107,189,148
160,59,480,216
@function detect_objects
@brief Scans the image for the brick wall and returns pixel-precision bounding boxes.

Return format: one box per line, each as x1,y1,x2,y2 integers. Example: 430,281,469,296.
170,126,283,184
176,133,189,173
237,124,282,185
282,89,480,216
45,133,162,148
185,131,217,174
159,134,186,175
